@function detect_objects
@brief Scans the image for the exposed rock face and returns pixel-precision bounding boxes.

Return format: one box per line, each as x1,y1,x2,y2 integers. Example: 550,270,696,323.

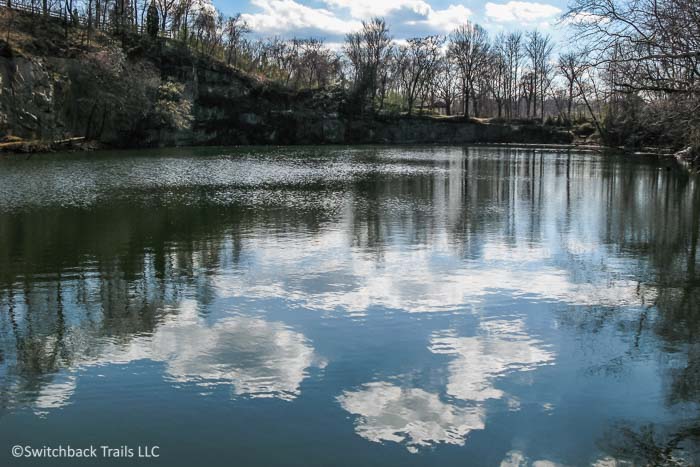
674,146,700,170
0,41,573,148
343,117,573,145
0,55,62,141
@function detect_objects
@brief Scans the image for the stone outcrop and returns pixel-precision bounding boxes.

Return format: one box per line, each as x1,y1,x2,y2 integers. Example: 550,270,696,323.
674,146,700,170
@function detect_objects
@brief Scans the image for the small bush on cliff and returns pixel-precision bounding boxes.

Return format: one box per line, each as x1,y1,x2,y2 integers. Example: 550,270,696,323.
154,81,192,131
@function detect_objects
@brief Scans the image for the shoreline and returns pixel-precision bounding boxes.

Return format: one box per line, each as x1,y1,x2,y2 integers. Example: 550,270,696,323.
0,138,687,163
0,136,97,155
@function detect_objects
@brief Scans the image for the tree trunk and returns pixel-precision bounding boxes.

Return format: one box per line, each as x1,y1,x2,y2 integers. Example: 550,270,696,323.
463,84,470,118
541,81,545,123
87,0,92,44
576,77,606,144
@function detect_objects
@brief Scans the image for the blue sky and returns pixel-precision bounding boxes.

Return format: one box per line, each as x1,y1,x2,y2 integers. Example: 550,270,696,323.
214,0,574,45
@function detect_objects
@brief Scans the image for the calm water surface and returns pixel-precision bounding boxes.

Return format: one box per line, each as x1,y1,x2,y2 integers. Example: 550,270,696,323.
0,146,699,466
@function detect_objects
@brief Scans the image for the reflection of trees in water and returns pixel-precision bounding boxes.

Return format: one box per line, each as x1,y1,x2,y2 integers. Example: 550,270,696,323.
601,424,700,467
346,148,556,259
559,157,700,464
0,200,330,412
618,178,700,465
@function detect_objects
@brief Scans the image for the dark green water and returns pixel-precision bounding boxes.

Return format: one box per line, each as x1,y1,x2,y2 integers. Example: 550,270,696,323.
0,146,698,466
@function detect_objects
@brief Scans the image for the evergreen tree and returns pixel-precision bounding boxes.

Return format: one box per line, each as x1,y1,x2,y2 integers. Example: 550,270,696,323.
146,1,159,40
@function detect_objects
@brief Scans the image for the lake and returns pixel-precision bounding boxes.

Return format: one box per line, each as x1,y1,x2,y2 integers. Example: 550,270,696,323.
0,146,698,466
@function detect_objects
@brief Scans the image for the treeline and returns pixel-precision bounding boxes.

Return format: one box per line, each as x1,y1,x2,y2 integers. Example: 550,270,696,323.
342,19,565,122
2,0,699,151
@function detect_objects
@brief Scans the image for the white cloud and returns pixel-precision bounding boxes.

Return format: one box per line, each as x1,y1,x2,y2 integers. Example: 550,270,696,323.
241,0,361,36
33,375,78,415
90,302,319,401
322,0,433,20
429,319,555,402
562,11,609,26
406,4,473,33
324,0,472,35
242,0,473,38
500,450,567,467
337,382,485,452
24,301,321,411
500,450,529,467
214,230,656,315
485,1,561,23
338,317,555,453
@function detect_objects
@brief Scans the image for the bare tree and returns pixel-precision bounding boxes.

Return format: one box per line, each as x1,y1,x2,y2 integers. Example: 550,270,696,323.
396,35,443,115
566,0,700,149
503,32,523,119
489,35,510,119
434,58,460,116
449,22,490,118
223,13,250,67
520,71,536,119
154,0,176,33
558,52,584,123
192,4,221,54
170,0,194,40
344,17,393,113
525,30,554,122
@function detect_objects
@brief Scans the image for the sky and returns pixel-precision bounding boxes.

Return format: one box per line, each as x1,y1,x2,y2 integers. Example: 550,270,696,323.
214,0,574,46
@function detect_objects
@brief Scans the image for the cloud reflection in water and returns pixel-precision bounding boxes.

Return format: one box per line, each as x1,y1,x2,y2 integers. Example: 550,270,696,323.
339,318,555,452
430,319,555,402
337,382,485,453
23,301,319,412
215,233,655,314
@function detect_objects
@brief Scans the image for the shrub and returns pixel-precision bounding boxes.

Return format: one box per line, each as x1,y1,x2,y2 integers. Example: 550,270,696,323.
154,81,192,130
